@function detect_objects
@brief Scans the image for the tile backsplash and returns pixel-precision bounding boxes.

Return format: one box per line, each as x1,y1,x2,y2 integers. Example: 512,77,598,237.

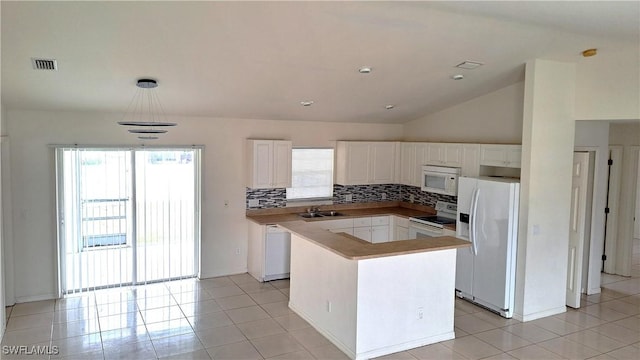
246,184,456,209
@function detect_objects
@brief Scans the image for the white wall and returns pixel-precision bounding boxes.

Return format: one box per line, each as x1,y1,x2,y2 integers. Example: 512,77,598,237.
403,82,524,144
2,109,402,301
515,59,576,321
574,121,610,294
609,122,640,276
575,47,640,121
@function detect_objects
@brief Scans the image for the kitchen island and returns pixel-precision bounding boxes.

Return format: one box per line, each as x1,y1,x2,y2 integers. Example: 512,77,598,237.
277,220,469,360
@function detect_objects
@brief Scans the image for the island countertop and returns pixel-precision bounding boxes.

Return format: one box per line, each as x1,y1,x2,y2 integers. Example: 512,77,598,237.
278,220,469,260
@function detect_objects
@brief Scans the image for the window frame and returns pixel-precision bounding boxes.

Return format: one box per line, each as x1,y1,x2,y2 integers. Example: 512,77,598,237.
286,147,335,203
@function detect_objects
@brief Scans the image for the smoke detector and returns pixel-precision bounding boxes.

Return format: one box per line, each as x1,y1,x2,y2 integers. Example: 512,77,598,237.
31,58,58,71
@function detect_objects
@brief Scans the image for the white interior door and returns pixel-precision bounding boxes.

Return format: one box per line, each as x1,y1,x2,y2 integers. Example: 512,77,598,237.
567,152,590,308
635,155,640,239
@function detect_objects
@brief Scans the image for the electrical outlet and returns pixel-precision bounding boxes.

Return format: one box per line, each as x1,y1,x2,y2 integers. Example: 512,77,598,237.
235,248,240,255
381,193,387,200
417,307,424,320
345,194,353,202
326,301,332,313
410,194,415,203
248,199,259,207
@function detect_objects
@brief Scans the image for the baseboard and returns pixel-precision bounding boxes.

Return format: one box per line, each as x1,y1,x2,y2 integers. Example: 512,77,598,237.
587,287,601,295
290,302,456,360
288,302,356,359
513,306,566,322
15,293,57,304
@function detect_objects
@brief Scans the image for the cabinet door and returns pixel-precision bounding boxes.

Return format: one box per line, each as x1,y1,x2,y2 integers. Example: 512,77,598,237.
444,144,463,167
480,145,508,167
506,146,522,168
250,140,274,188
395,226,409,241
414,143,428,187
399,143,416,186
353,227,372,242
371,225,389,243
426,143,445,165
370,143,396,184
272,141,292,188
462,144,480,177
346,143,371,184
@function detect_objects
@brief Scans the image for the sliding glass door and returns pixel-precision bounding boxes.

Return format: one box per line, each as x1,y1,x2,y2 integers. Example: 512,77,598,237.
56,147,201,294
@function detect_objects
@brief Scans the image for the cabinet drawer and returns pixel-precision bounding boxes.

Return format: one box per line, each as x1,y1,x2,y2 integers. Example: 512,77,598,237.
353,217,372,227
371,216,389,226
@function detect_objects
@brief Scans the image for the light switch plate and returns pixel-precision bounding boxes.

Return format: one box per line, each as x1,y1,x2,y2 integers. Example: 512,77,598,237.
345,194,353,202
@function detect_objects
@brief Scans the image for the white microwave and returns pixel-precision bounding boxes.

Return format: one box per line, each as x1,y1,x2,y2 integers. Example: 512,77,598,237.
421,165,461,196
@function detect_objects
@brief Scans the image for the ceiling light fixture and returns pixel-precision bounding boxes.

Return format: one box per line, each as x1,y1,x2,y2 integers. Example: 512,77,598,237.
358,67,372,74
455,61,483,70
385,105,395,110
452,74,464,80
582,48,597,57
300,100,314,107
118,78,177,138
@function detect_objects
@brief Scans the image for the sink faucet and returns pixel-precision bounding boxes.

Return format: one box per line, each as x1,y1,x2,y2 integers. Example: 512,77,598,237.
307,207,319,214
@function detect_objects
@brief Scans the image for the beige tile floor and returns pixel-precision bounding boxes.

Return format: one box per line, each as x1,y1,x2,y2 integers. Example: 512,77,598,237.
2,239,639,359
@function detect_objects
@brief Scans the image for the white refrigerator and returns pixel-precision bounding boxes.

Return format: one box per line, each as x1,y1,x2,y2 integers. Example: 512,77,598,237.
456,176,520,318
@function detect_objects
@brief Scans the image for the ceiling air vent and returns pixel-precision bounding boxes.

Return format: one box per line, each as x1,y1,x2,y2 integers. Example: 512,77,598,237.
31,58,58,71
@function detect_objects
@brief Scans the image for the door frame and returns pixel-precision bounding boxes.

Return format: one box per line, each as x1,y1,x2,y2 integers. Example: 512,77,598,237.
604,146,623,274
55,146,202,296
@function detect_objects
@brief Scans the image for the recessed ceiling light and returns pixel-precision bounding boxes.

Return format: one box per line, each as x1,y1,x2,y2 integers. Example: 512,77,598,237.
455,61,483,70
582,48,597,57
358,67,372,74
452,74,464,80
300,100,314,107
385,105,395,110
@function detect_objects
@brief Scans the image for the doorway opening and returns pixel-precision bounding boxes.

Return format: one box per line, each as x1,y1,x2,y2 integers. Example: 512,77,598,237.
55,147,201,295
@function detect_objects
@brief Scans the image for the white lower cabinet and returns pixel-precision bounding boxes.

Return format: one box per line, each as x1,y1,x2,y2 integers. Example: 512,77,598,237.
391,215,410,241
371,225,390,243
318,216,392,243
354,226,372,242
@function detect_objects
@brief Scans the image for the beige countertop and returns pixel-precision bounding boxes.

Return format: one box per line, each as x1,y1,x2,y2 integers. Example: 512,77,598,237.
246,202,467,260
278,220,469,260
246,202,436,225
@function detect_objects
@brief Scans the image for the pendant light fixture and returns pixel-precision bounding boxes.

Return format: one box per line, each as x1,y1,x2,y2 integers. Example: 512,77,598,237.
118,78,176,139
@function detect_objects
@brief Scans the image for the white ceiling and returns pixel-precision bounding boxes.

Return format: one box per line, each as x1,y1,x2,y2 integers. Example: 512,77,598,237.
2,1,639,124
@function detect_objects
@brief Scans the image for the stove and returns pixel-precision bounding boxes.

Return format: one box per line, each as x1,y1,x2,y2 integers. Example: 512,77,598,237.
409,201,457,228
410,215,456,227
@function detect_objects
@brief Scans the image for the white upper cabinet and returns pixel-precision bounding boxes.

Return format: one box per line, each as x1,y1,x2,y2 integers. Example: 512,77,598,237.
399,142,427,186
480,144,522,168
461,144,481,177
246,139,292,189
336,141,396,185
425,143,463,167
370,142,397,184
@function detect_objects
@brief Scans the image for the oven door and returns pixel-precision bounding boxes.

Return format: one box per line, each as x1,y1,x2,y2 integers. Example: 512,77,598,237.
408,222,444,239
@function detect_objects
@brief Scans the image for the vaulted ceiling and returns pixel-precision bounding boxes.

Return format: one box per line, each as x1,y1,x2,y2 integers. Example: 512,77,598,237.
2,1,638,124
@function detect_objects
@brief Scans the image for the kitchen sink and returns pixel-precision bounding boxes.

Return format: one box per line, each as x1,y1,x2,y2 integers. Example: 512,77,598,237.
298,211,345,218
319,211,344,217
299,213,324,218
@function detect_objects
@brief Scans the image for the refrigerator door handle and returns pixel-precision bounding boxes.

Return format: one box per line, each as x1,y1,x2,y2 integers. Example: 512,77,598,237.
470,188,480,256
